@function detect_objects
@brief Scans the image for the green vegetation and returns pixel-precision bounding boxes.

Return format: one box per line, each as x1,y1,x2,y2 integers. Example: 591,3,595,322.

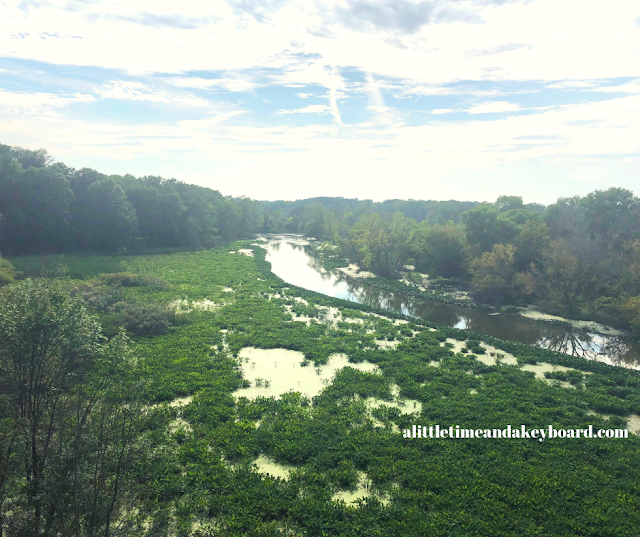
3,242,640,536
4,143,639,332
0,254,18,286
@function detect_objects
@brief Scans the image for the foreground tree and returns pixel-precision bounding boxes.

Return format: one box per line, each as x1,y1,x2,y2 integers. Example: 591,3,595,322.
0,279,144,536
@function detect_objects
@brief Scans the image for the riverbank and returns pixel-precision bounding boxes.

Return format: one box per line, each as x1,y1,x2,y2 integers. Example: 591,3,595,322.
315,246,634,341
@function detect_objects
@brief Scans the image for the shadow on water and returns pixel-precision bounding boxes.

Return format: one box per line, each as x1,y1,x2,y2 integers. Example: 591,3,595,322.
261,235,640,369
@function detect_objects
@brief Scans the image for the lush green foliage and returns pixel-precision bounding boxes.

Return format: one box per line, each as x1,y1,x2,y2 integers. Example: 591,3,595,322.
2,243,640,536
0,144,260,255
0,255,18,286
0,279,147,535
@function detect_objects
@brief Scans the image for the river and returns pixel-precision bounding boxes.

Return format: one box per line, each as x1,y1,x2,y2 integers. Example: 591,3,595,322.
259,235,640,369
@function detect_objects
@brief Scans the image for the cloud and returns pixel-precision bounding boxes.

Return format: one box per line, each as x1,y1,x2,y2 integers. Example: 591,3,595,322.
328,67,343,125
98,81,170,102
364,73,402,125
97,81,212,106
466,101,521,114
167,77,258,92
3,90,640,204
547,80,595,89
0,89,96,115
588,78,640,94
277,104,331,114
2,0,640,203
230,0,290,23
103,13,213,30
466,43,531,57
330,0,483,35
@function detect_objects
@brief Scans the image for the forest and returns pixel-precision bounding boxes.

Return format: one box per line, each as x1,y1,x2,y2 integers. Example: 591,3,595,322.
2,143,639,334
2,143,640,536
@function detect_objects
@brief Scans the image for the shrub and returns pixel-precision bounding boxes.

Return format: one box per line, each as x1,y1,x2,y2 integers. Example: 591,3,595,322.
97,272,169,289
0,254,19,286
73,284,124,312
120,303,177,336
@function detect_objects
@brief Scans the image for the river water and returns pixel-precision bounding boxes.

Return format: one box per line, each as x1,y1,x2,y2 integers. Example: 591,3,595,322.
260,235,640,369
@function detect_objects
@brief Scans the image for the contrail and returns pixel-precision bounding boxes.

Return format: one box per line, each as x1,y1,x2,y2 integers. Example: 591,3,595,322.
329,66,343,125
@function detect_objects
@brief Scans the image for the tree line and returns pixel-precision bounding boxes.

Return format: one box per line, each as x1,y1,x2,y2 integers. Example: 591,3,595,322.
0,143,488,258
322,193,639,334
0,144,261,255
1,143,639,333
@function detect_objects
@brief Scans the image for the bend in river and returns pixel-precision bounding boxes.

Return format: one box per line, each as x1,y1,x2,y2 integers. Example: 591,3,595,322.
259,234,640,369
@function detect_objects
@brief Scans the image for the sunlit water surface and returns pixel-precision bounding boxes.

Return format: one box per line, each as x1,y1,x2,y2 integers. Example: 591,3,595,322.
260,235,640,369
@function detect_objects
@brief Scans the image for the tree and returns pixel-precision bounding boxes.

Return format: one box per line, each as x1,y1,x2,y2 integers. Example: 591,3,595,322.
579,188,640,248
126,183,185,246
0,279,144,536
514,219,550,272
469,243,518,305
390,213,417,270
0,157,75,253
540,239,593,315
543,196,582,240
344,213,394,277
79,179,139,250
410,222,467,278
0,279,102,533
496,195,524,212
11,147,53,169
302,203,325,239
322,211,340,241
238,196,259,236
461,206,520,253
620,295,640,335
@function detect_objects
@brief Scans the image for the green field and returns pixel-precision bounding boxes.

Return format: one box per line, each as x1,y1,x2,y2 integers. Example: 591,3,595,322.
8,244,640,536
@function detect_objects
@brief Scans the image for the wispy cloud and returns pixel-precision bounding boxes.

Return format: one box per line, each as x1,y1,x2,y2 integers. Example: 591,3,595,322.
588,79,640,94
0,89,96,116
328,67,343,125
547,81,595,89
97,81,212,106
364,73,402,126
466,43,531,58
466,101,522,114
166,77,258,92
277,104,331,115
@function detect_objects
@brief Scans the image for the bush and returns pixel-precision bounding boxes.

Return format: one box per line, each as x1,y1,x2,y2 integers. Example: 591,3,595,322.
0,254,19,286
96,272,168,289
120,303,177,336
73,284,125,312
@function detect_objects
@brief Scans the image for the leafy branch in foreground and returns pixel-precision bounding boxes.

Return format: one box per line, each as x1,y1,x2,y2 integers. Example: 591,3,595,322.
0,279,146,536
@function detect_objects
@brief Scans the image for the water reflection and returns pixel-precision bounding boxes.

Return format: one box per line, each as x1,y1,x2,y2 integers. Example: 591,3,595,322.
261,235,640,369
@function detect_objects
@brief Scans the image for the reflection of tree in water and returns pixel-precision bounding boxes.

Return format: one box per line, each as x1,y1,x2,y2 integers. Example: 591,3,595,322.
268,236,640,368
538,331,638,366
537,330,601,359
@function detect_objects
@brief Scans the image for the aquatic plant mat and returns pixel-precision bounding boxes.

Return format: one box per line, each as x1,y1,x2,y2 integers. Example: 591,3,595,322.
13,241,640,535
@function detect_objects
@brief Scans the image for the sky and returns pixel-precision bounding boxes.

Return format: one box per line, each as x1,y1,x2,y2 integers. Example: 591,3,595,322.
1,0,639,204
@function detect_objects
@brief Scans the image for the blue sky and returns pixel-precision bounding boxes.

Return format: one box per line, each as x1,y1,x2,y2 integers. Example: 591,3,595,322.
1,0,639,203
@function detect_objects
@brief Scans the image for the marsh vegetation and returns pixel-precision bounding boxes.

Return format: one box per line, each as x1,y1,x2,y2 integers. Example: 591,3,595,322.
3,242,640,536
